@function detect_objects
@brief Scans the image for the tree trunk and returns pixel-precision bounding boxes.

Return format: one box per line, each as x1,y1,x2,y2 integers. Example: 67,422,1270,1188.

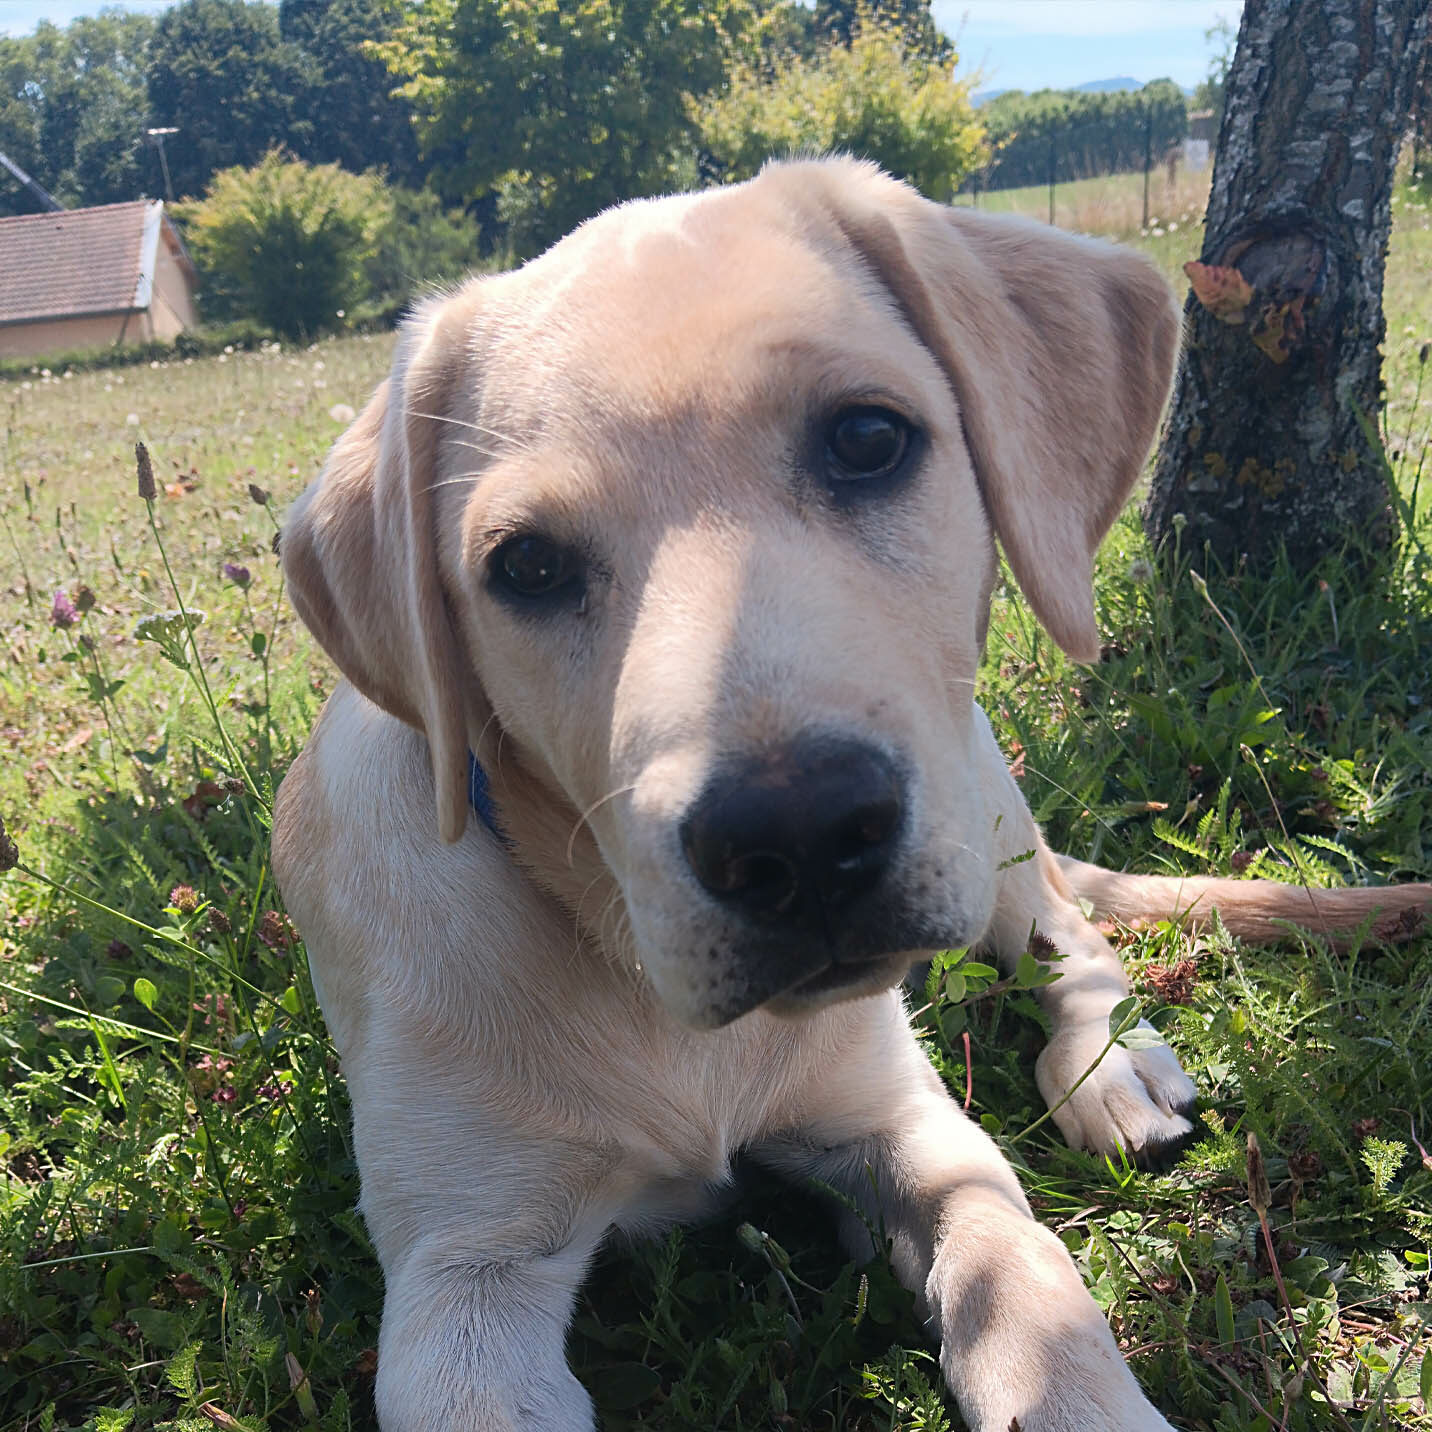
1145,0,1430,567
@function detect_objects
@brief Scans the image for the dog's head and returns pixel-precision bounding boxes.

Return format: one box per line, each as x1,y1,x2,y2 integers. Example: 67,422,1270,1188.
282,158,1179,1028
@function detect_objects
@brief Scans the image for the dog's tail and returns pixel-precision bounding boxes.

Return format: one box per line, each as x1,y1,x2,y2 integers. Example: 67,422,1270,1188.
1055,855,1431,946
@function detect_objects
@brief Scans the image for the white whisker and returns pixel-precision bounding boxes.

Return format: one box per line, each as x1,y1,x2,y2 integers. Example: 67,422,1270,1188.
566,785,636,868
590,885,628,970
404,408,493,433
473,709,504,757
571,871,611,964
424,473,484,494
405,408,533,452
602,901,638,974
448,438,505,458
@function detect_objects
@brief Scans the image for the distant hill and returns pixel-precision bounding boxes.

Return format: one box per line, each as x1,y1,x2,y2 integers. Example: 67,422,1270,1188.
974,77,1190,107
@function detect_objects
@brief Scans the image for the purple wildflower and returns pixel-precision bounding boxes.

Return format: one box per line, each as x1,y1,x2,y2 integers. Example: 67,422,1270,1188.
258,910,296,951
169,883,200,914
50,591,78,629
222,562,251,589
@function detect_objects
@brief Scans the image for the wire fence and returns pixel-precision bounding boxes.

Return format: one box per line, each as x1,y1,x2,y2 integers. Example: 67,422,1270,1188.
957,100,1211,229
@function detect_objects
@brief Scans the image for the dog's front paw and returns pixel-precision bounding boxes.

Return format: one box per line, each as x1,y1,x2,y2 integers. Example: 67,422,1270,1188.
930,1212,1176,1432
1035,1021,1196,1166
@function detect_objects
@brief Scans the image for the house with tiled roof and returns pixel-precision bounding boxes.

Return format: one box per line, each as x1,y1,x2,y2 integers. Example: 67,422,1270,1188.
0,200,199,360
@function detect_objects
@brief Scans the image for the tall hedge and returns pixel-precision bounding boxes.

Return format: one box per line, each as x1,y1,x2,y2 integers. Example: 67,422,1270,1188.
973,81,1187,192
181,151,391,338
698,17,985,202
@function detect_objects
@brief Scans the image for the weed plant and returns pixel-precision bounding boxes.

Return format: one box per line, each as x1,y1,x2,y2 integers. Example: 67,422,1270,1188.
0,189,1429,1430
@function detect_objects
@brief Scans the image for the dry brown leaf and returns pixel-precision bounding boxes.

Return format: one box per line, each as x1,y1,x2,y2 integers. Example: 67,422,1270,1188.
1185,260,1255,324
60,727,92,754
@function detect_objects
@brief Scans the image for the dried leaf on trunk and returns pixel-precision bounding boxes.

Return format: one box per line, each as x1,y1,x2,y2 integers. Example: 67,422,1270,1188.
1185,260,1255,324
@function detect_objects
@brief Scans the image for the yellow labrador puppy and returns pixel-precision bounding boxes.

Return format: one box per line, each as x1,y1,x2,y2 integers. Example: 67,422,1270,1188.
273,158,1429,1432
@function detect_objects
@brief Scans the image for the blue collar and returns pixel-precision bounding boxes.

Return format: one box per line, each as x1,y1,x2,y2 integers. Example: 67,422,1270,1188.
467,751,507,843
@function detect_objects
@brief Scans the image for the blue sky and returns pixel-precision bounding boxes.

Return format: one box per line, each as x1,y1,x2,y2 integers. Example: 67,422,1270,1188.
943,2,1243,92
1,0,181,32
1,0,1244,91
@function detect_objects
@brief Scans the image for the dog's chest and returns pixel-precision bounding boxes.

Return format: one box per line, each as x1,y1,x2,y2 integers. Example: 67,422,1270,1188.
590,1004,827,1191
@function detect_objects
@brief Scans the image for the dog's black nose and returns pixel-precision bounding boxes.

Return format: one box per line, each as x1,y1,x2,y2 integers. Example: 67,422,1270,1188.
680,742,903,925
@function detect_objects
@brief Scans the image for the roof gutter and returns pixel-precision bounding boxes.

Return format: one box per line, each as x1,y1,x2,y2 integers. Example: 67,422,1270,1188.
0,306,147,330
132,201,164,311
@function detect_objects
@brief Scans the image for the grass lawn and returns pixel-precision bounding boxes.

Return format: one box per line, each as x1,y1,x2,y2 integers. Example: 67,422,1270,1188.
0,177,1429,1431
953,164,1214,252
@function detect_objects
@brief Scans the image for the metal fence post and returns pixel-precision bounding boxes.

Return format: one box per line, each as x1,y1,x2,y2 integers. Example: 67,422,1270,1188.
1142,104,1153,228
1048,134,1057,225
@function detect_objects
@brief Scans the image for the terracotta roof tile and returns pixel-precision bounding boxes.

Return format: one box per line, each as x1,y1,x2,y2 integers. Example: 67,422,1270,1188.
0,201,157,325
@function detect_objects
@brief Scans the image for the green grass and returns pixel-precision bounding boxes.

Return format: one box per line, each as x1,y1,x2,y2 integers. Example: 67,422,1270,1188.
0,180,1429,1431
954,165,1212,253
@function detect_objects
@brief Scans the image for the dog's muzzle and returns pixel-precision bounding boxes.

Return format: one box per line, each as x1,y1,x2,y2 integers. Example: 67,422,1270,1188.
679,738,904,933
666,737,971,1025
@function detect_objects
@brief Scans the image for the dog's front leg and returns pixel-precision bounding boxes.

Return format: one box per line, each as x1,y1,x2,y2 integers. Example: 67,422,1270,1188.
373,1212,607,1432
974,711,1197,1159
756,1004,1174,1432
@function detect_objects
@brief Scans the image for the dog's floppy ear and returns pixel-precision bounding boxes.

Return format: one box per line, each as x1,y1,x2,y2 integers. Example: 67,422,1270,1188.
281,298,477,842
788,159,1181,661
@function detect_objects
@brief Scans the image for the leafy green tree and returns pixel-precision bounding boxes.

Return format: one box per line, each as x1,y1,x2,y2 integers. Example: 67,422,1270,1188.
746,0,820,63
0,12,156,214
147,0,309,200
1191,17,1235,130
366,186,483,308
279,0,424,185
181,150,391,337
0,40,44,206
697,15,985,201
812,0,950,59
372,0,754,255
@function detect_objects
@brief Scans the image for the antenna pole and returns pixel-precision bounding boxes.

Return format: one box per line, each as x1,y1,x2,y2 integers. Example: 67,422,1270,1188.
0,149,63,211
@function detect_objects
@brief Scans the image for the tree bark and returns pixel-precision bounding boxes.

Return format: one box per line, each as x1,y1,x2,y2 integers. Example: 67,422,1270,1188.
1145,0,1430,567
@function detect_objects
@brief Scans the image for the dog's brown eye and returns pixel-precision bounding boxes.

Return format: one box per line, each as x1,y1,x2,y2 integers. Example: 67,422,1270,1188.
493,535,579,599
826,407,911,480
